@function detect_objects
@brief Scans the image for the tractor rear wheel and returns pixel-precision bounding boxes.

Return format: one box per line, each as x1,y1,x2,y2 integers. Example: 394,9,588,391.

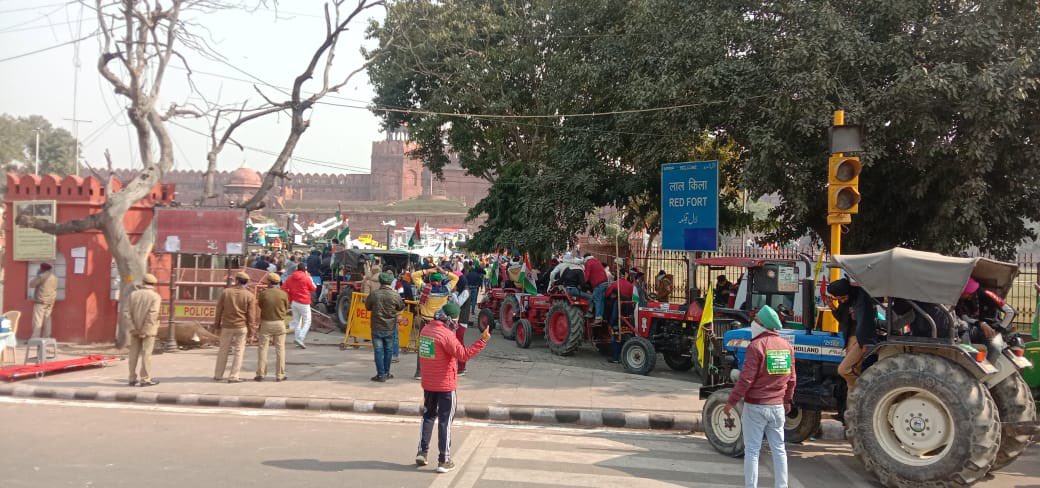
545,302,583,356
989,373,1036,471
477,308,496,332
621,336,657,375
784,407,821,444
704,388,743,457
847,353,1000,487
335,293,352,332
499,295,520,340
515,319,533,349
663,352,694,372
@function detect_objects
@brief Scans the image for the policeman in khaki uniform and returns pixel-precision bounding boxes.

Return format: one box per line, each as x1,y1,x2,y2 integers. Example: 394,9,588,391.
124,273,162,386
213,271,256,383
29,263,59,338
255,273,290,382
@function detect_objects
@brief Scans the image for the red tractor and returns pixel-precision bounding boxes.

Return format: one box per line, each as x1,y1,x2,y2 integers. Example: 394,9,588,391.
478,286,519,337
503,287,633,357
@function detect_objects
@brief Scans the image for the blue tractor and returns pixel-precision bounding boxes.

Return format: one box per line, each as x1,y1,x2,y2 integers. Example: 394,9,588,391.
701,248,1037,487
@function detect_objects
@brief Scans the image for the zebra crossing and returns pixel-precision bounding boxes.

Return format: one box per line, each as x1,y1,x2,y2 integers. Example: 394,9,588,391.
430,427,840,488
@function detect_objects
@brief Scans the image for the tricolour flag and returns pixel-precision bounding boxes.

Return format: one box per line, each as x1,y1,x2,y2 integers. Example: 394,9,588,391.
408,220,421,248
518,254,537,294
695,285,714,369
335,207,350,243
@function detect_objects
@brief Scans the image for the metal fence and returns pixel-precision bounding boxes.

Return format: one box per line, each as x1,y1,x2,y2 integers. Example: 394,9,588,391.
624,244,1039,333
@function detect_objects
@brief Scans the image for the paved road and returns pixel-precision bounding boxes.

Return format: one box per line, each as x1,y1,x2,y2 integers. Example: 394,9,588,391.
2,397,1037,487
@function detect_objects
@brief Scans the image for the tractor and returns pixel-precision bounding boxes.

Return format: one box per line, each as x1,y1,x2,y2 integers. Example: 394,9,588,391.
318,249,420,331
701,248,1038,487
481,286,520,338
500,285,626,356
677,256,824,382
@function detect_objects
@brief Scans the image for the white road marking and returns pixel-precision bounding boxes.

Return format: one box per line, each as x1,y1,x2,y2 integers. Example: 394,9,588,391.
491,447,741,475
430,430,500,488
480,467,739,487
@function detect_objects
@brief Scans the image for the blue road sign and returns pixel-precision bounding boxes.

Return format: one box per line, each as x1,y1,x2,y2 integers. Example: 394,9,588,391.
661,161,719,251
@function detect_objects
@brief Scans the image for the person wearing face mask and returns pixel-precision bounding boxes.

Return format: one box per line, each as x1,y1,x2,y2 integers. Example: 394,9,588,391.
723,305,795,488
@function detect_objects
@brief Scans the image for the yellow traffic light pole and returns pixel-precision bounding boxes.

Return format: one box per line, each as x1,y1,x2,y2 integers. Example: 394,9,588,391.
830,110,844,285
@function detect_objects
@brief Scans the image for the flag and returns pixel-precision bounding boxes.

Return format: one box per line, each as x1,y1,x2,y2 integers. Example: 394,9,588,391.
335,208,350,243
695,286,714,369
518,254,537,294
408,220,421,248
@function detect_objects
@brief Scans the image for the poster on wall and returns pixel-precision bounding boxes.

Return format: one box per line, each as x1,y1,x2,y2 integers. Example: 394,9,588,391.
13,200,57,261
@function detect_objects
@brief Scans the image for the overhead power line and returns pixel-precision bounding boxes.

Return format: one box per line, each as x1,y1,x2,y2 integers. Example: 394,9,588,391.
0,30,96,63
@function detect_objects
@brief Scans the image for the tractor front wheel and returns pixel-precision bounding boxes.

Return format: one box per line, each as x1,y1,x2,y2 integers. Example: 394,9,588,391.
663,352,694,372
621,336,657,375
847,353,1000,487
335,293,352,332
704,388,744,457
477,308,496,333
499,295,520,340
515,319,533,349
545,302,584,356
784,406,821,444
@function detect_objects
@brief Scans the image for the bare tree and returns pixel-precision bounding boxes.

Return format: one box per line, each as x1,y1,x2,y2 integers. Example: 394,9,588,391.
16,0,387,346
198,0,390,208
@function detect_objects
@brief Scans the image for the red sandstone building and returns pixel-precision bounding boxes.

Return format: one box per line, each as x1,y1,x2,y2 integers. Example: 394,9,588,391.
2,174,173,342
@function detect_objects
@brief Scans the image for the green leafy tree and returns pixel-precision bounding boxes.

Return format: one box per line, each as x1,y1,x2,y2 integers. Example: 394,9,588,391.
0,114,79,176
370,0,1040,259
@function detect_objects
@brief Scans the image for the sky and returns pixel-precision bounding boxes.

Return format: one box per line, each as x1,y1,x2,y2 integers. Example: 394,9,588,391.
0,0,387,175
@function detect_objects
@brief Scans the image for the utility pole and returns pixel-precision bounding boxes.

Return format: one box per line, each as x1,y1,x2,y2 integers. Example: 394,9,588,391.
33,128,41,175
63,118,92,176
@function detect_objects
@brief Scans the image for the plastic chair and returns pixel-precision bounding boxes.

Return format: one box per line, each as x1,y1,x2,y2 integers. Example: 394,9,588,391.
1,311,20,366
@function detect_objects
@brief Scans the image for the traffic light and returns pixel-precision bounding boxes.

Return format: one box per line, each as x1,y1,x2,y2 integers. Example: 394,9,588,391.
828,154,860,214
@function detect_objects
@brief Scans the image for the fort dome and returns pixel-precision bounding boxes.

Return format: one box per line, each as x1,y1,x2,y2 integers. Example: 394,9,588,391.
226,167,262,190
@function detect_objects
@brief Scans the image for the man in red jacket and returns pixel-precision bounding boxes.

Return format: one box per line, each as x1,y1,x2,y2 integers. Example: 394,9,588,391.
724,305,795,488
414,302,490,473
281,267,316,349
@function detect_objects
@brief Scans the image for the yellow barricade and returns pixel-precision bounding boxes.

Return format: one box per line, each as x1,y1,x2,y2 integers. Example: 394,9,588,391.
343,292,419,350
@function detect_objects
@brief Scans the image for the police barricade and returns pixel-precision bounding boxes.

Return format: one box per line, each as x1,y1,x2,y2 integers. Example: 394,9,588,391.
342,291,419,351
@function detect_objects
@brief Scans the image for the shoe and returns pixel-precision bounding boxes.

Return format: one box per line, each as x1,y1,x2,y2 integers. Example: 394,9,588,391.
128,380,138,386
436,461,456,473
385,373,394,380
276,376,287,382
459,370,466,376
413,374,421,380
607,358,620,364
392,357,400,363
139,380,159,387
254,376,264,382
415,450,429,466
371,375,386,382
294,339,306,349
227,378,242,383
213,377,224,382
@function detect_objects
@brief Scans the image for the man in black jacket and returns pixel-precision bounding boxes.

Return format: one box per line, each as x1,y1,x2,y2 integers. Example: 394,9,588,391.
827,278,875,390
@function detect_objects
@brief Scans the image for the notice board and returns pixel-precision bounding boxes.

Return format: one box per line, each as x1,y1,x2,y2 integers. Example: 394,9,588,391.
156,208,247,255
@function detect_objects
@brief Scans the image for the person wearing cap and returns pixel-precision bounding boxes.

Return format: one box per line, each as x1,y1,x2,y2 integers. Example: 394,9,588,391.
213,271,257,383
365,272,406,382
415,302,491,473
827,278,875,390
282,263,317,349
255,273,290,382
724,305,795,488
123,273,162,387
412,267,459,380
29,262,58,339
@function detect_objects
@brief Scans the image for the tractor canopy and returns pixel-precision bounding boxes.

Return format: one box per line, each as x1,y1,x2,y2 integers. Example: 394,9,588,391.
831,247,1018,305
333,249,421,274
